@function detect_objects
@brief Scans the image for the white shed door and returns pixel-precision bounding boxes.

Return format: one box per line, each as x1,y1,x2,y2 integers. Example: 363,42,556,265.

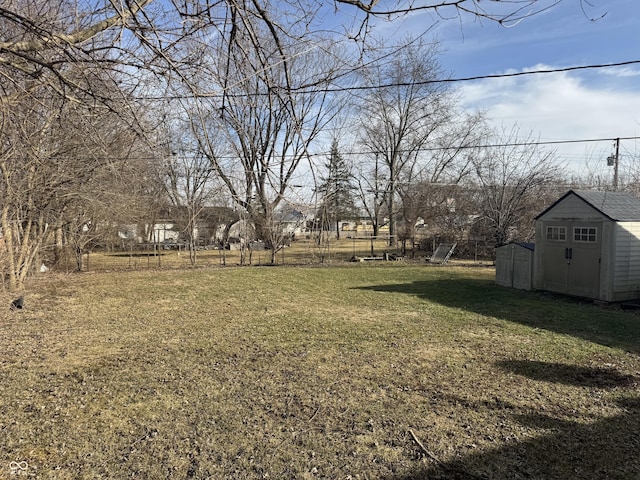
542,221,601,298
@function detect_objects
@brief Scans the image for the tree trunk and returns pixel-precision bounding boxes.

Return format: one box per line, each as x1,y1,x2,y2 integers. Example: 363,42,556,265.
1,205,17,291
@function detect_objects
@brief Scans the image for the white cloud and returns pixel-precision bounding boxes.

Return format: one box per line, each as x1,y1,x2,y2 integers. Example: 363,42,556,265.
460,68,640,175
600,66,640,78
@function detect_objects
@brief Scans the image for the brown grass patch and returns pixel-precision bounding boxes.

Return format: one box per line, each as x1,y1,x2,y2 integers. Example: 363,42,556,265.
0,265,638,479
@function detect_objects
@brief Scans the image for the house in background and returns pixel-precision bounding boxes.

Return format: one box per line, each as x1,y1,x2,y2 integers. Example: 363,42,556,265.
533,189,640,302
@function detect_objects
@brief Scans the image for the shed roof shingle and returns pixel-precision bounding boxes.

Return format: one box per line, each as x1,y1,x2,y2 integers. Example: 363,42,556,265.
537,190,640,221
573,190,640,221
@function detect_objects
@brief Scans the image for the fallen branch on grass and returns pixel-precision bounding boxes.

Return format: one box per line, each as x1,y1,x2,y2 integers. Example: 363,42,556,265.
408,429,487,480
308,406,320,422
408,429,443,465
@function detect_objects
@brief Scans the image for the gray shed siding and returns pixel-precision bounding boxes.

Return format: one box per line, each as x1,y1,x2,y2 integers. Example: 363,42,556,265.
536,194,604,221
496,243,534,290
534,190,640,302
534,206,612,299
612,222,640,301
495,247,513,288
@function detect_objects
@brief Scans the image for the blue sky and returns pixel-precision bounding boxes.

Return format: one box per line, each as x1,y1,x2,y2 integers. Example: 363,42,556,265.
364,0,640,179
434,0,637,78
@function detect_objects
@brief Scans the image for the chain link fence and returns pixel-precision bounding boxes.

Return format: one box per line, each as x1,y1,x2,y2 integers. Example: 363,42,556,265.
38,235,496,274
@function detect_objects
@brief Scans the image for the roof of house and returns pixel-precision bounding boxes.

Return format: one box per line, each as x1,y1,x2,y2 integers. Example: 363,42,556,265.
496,242,535,251
536,189,640,222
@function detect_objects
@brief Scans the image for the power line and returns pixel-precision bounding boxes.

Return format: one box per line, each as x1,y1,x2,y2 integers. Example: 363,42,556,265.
447,135,640,150
387,60,640,87
135,60,640,100
290,135,640,163
7,135,638,164
320,135,640,157
296,60,640,94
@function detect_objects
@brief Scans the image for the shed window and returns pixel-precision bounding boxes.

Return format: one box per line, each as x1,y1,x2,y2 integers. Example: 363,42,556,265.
546,226,566,241
574,227,597,243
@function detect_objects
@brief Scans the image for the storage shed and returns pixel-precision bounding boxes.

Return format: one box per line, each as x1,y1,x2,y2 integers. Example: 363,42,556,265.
534,189,640,302
495,242,535,291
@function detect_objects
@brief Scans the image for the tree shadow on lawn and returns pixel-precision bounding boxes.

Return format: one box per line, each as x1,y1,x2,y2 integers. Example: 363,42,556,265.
356,277,640,355
359,278,640,478
384,360,640,480
495,360,637,388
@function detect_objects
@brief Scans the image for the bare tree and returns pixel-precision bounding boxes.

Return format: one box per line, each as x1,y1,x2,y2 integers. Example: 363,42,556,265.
397,182,461,255
155,118,222,264
0,1,151,288
355,39,487,246
181,31,344,264
470,125,567,247
0,0,580,286
354,151,388,239
394,111,487,252
0,92,148,284
0,93,55,289
336,0,574,24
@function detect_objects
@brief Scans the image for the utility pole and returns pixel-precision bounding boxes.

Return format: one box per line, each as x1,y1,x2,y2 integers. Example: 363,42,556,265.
614,137,620,191
608,138,620,190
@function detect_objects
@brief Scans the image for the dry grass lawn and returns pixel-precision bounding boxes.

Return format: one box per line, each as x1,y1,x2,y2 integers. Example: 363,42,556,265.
1,264,639,479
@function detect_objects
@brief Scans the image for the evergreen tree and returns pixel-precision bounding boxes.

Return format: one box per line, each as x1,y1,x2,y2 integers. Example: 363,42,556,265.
316,139,358,239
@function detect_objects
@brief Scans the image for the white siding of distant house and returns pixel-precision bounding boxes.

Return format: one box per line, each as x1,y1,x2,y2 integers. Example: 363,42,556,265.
119,223,179,243
152,223,179,243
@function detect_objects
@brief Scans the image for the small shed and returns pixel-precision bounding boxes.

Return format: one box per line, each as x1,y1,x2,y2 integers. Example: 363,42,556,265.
495,242,535,291
534,189,640,302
